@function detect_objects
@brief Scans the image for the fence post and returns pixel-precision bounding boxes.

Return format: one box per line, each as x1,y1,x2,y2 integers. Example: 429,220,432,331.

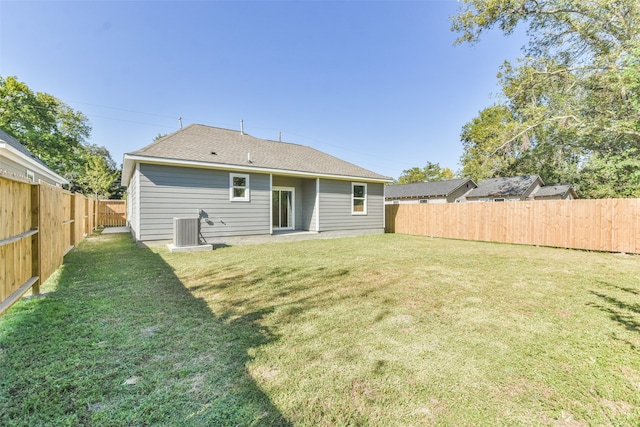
84,197,89,237
69,193,76,249
30,183,40,295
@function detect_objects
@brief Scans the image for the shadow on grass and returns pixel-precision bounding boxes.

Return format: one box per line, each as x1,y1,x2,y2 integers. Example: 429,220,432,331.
187,263,361,324
589,283,640,352
0,233,291,426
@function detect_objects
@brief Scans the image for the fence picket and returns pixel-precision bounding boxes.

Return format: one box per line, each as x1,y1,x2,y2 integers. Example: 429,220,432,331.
385,199,640,254
1,175,118,316
97,200,126,227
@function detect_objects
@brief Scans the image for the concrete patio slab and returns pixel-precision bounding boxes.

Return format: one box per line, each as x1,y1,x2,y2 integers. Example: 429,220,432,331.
166,243,213,253
140,229,384,250
213,228,383,246
101,227,130,234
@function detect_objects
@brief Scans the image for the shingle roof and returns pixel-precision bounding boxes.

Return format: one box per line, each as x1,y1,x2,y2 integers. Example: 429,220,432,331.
534,184,577,198
385,179,476,199
466,175,542,198
122,124,390,183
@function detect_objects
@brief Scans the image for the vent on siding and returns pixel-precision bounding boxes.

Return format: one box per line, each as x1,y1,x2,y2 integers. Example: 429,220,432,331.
174,217,199,247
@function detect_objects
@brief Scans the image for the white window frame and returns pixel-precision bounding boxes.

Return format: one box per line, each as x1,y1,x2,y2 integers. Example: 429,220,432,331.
26,170,35,182
229,173,250,202
272,186,295,230
351,182,367,215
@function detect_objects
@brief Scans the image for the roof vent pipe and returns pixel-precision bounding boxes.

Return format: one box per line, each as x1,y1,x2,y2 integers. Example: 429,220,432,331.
240,119,244,135
279,131,282,142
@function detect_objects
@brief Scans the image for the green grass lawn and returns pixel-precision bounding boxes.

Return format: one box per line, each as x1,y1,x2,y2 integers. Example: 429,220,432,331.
1,232,639,426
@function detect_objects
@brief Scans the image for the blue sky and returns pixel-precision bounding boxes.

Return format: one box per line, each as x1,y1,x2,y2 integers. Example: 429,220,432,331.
0,0,526,180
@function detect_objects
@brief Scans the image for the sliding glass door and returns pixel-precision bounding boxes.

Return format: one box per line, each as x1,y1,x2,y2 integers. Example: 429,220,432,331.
272,187,294,230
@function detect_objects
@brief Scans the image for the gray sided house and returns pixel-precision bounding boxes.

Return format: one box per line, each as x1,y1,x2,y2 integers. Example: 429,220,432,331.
122,124,392,242
463,175,544,202
0,128,68,186
385,179,477,204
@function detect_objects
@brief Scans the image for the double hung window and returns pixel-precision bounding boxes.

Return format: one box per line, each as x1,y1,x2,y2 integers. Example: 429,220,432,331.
230,173,250,201
352,183,367,215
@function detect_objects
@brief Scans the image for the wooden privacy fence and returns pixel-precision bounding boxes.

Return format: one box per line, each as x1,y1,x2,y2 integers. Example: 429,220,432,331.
0,175,104,316
97,199,126,227
386,199,640,254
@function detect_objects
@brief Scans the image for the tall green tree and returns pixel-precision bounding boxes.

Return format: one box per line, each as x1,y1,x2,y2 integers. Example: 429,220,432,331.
460,104,519,181
72,144,122,198
396,162,455,184
453,0,640,197
0,76,122,198
575,148,640,198
78,154,117,198
0,76,91,174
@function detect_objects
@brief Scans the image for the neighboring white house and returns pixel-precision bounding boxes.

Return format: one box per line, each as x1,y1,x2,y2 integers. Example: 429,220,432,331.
462,175,544,202
533,184,578,200
384,175,578,205
385,179,477,204
122,124,392,242
0,128,68,186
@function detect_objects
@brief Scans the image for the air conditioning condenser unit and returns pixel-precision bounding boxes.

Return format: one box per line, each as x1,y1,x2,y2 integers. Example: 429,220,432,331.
174,217,199,247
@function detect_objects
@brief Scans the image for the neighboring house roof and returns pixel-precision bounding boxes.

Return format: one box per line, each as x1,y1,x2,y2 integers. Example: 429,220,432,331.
534,184,578,199
0,128,69,185
466,175,543,199
122,124,391,185
385,178,476,199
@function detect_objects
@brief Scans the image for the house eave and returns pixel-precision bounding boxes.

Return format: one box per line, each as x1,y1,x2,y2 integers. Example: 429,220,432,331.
122,154,392,187
0,142,69,185
385,178,479,201
450,178,478,195
385,194,448,200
